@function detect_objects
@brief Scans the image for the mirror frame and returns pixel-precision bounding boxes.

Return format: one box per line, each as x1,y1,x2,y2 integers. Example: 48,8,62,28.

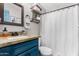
3,3,24,26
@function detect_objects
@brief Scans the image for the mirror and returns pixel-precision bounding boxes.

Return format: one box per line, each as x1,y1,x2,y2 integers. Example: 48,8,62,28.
3,3,24,26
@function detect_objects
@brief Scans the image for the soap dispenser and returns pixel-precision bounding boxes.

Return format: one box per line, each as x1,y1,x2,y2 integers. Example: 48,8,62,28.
3,27,7,32
2,27,8,37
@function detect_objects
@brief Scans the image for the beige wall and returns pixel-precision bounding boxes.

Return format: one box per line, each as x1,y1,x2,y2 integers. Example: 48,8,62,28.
0,3,40,35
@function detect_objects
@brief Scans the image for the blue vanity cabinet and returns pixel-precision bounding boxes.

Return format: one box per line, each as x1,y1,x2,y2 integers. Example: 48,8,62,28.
0,38,39,56
13,39,39,56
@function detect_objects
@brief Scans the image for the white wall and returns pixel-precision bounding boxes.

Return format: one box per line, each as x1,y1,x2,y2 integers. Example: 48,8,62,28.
21,3,40,35
41,3,76,13
0,25,24,32
0,3,40,35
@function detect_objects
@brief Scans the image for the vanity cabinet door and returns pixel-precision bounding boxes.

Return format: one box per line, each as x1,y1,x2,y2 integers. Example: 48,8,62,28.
30,46,40,56
0,46,13,56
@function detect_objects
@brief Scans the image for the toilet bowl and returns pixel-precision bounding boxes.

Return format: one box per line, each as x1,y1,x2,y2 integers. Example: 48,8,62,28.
39,46,52,56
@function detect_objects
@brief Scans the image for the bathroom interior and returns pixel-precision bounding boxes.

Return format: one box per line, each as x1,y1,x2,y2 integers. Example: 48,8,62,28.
0,3,79,56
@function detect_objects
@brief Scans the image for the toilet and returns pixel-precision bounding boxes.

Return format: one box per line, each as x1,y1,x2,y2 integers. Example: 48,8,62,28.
38,38,52,56
39,46,52,56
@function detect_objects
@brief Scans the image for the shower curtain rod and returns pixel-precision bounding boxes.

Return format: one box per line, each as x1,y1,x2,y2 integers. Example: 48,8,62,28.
42,3,79,15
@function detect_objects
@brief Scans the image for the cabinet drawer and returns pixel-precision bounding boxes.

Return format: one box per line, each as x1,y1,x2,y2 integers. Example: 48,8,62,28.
18,46,39,56
13,39,38,55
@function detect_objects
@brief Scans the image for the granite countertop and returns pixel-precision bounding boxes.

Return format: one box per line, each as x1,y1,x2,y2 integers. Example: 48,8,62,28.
0,35,40,48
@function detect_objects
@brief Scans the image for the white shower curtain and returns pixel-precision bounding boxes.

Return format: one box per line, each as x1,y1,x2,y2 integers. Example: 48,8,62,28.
40,5,78,56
